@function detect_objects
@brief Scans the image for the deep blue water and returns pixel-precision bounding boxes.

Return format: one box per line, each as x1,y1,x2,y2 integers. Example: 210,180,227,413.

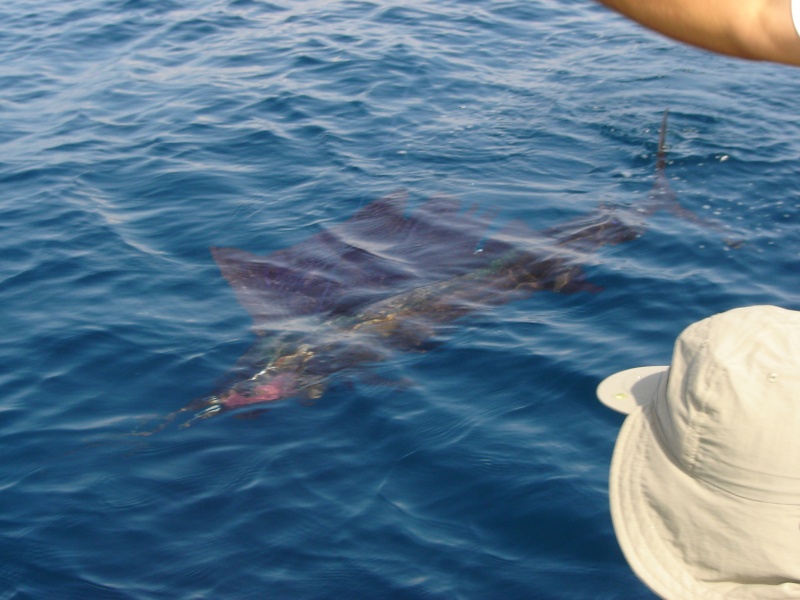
1,1,799,598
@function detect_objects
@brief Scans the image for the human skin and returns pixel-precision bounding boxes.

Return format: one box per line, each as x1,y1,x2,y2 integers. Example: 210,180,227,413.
597,0,800,66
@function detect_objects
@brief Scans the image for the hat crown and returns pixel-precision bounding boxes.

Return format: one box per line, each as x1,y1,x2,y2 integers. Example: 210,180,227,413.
656,306,800,504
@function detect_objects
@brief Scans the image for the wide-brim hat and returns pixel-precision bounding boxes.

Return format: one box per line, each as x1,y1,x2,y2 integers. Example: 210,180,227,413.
597,305,800,599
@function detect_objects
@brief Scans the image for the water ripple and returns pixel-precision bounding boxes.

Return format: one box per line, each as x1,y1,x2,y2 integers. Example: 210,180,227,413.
1,1,798,598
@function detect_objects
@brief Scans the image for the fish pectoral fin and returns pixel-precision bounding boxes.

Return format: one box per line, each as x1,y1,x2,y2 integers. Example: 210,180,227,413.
358,370,416,391
551,266,603,294
233,408,269,420
559,278,603,294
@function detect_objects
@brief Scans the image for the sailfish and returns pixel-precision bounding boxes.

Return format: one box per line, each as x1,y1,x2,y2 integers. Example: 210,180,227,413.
148,111,716,430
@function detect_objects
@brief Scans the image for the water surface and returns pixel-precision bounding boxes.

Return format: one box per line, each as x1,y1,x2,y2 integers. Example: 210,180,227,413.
1,1,798,598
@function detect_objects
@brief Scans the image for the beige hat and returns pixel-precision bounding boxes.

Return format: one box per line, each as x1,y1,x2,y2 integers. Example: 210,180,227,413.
597,305,800,599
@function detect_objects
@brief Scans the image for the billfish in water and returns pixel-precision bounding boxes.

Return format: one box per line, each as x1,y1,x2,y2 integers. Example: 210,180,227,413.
143,111,727,431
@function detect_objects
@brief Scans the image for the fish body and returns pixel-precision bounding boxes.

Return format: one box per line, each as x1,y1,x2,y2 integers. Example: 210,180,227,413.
161,111,710,428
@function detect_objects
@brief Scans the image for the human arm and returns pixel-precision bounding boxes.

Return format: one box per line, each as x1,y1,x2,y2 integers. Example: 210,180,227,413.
596,0,800,66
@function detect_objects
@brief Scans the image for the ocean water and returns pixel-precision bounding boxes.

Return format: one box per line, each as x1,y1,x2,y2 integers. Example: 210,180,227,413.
1,1,798,598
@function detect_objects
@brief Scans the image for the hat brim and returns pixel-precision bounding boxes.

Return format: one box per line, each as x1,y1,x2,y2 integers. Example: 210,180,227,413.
597,366,668,414
610,403,800,599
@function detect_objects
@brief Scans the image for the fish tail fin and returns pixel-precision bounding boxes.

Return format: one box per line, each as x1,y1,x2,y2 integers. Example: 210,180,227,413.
650,110,743,247
645,109,678,213
656,109,668,174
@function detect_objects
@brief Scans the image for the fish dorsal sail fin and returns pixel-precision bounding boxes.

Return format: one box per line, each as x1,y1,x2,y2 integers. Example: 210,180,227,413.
211,191,515,331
